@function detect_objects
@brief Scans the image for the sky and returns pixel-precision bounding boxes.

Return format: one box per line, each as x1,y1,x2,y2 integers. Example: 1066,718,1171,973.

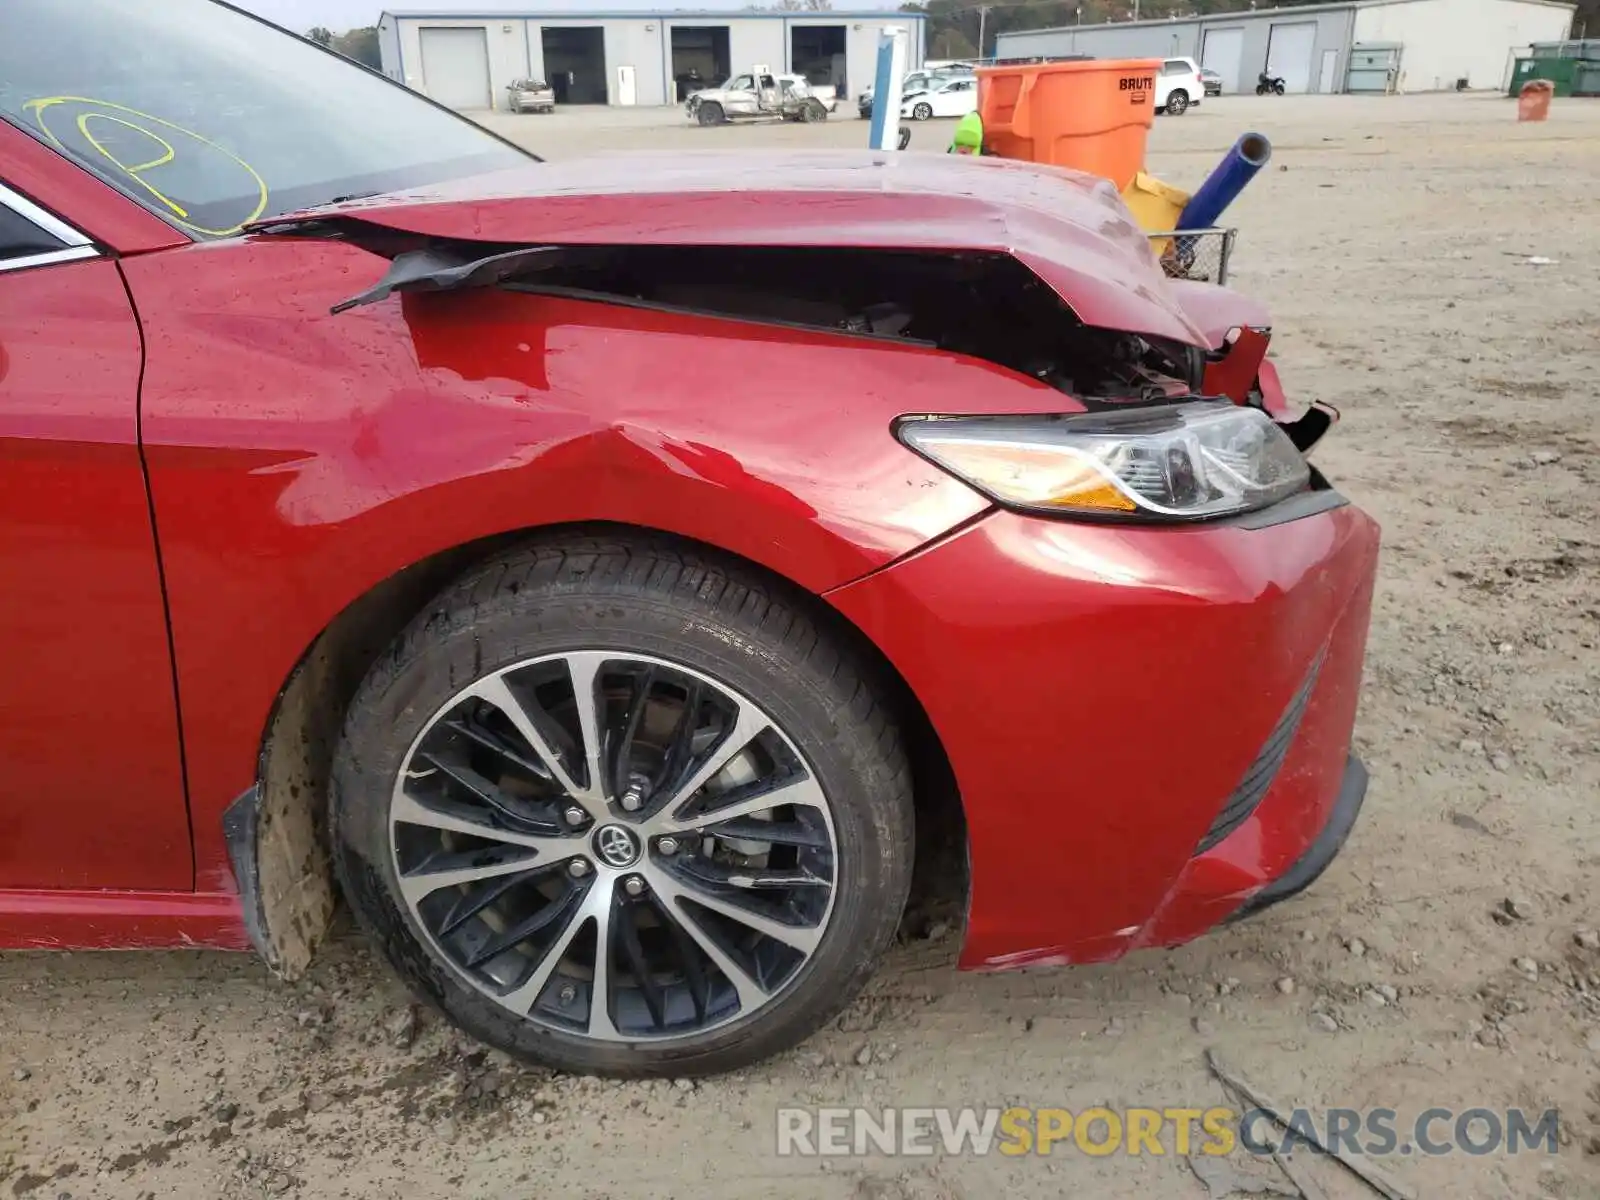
237,0,388,31
235,0,831,34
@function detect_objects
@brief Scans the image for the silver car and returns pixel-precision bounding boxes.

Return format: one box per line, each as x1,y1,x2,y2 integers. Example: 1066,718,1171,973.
506,78,555,113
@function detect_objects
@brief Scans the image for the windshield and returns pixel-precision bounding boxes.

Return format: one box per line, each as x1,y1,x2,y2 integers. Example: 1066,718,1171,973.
0,0,529,238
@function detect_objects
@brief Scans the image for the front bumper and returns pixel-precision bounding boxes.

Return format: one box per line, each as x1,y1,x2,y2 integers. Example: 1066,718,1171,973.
825,495,1380,970
1228,754,1367,923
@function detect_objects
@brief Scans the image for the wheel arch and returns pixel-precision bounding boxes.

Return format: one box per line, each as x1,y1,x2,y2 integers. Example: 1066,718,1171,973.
237,520,967,980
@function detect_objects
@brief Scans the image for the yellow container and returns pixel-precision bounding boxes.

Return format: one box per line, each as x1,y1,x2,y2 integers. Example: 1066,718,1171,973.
1120,172,1190,242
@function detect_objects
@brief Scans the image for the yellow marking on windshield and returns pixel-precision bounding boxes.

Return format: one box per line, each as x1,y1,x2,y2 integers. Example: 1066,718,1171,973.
81,115,177,174
78,115,188,216
25,96,268,236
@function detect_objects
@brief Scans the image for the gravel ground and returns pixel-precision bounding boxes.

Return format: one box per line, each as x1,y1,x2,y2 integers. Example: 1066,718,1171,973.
3,93,1599,1200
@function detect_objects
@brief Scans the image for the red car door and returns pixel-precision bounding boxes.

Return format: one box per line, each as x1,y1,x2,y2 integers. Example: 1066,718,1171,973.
0,179,192,890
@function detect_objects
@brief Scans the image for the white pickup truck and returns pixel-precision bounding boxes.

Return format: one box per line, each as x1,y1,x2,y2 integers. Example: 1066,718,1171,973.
686,68,833,125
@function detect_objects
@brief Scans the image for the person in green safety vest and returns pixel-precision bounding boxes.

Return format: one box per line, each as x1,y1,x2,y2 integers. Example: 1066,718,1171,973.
949,111,984,156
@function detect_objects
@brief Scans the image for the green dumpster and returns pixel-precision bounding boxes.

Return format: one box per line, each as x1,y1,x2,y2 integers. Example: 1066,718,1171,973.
1509,56,1580,97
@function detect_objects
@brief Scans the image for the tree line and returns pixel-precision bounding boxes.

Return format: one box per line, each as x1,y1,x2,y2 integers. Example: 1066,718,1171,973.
306,25,382,69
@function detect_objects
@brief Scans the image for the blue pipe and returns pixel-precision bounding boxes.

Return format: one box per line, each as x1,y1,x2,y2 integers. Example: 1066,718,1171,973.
1176,132,1272,230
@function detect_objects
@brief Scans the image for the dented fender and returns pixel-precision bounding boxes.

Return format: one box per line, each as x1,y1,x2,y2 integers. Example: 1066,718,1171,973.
127,233,1060,909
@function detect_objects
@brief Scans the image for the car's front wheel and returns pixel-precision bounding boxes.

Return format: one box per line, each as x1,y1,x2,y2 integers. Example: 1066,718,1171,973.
696,101,725,126
912,101,933,120
331,537,914,1077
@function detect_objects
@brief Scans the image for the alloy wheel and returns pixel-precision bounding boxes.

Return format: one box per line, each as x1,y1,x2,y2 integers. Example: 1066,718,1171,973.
389,651,839,1044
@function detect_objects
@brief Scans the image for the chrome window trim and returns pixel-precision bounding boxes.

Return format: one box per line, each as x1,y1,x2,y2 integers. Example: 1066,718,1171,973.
0,179,99,273
0,180,92,247
0,244,99,274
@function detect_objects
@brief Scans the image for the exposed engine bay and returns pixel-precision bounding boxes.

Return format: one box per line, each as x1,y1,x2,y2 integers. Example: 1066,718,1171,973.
309,229,1337,445
316,232,1209,405
507,245,1205,404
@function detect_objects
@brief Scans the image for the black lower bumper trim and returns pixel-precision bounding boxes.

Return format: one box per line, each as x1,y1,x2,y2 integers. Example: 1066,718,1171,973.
1228,755,1368,923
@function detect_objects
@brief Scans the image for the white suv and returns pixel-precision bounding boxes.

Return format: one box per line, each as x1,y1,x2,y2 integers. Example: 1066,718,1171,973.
1157,57,1204,116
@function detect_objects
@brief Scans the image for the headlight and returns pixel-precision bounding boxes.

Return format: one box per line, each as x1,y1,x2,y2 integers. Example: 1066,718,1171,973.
898,402,1310,521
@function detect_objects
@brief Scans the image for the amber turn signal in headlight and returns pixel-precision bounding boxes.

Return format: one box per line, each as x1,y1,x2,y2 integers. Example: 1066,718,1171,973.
898,403,1310,521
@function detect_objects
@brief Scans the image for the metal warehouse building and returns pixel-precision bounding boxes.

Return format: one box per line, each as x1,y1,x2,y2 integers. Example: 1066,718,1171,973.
994,0,1574,95
378,9,927,108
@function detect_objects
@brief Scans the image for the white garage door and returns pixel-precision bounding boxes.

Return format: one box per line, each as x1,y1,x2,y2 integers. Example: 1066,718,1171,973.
1200,27,1244,93
419,27,491,110
1266,21,1318,94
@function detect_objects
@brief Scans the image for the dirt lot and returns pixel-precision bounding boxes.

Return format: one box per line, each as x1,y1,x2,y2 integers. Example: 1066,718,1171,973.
4,93,1599,1200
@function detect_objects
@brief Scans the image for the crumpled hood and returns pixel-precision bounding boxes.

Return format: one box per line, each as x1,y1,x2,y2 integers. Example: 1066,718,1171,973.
266,149,1209,347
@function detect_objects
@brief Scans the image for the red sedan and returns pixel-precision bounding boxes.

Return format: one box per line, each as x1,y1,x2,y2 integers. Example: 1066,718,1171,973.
0,1,1378,1076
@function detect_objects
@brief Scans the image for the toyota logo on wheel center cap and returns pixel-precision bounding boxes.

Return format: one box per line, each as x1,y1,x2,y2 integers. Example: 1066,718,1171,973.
593,824,641,869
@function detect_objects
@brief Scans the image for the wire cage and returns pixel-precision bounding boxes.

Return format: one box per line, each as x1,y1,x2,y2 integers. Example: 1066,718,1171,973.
1148,227,1237,287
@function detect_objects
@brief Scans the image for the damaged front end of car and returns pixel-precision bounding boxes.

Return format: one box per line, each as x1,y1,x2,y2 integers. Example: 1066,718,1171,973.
228,153,1350,975
245,151,1343,444
264,217,1334,457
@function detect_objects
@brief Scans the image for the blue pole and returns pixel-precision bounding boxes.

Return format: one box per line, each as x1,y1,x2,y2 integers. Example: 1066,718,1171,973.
867,37,896,150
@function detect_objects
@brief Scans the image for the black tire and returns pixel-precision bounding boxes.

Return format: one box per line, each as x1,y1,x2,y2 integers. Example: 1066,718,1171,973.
331,536,914,1078
1256,83,1268,95
912,102,933,121
801,99,826,123
1166,89,1190,115
1274,82,1286,95
696,101,724,126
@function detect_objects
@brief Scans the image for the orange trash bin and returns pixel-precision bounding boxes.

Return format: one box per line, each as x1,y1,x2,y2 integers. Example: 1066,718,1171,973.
976,58,1160,191
1517,79,1553,122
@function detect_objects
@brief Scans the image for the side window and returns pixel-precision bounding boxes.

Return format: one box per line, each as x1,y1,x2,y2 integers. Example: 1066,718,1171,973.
730,75,753,91
0,205,64,261
758,74,776,89
0,183,94,271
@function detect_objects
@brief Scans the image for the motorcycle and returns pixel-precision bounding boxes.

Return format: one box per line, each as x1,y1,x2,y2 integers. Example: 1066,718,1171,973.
1256,72,1286,96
